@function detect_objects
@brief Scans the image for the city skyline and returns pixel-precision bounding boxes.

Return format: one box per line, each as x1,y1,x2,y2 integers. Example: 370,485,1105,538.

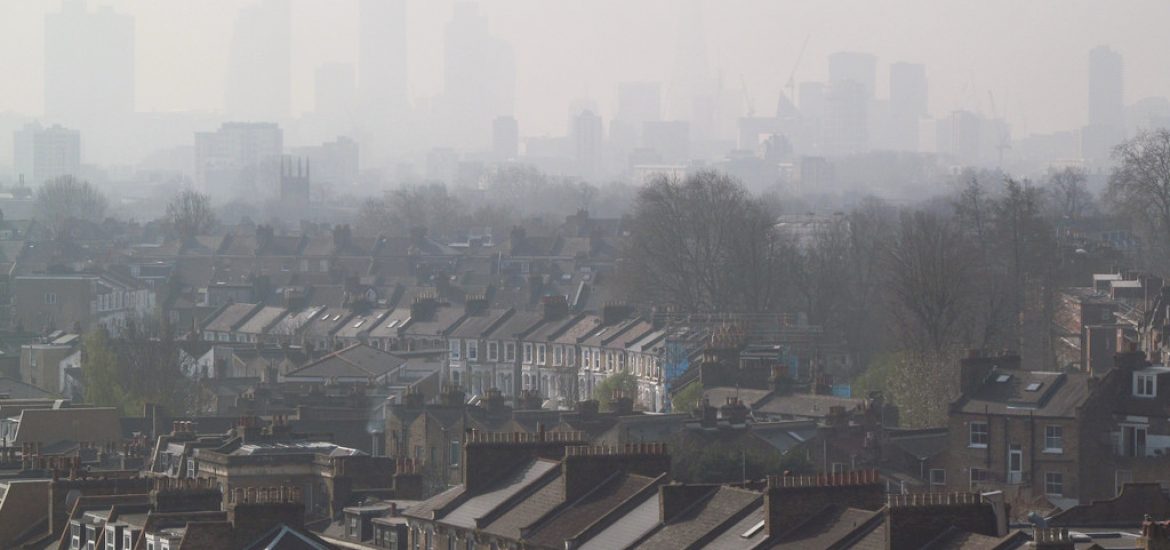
0,0,1167,138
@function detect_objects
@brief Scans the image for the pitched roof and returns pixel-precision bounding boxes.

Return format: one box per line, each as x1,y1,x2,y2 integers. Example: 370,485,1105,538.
578,490,660,550
1050,483,1170,528
436,459,560,529
236,306,289,336
954,369,1090,417
634,486,761,549
283,344,407,381
13,407,121,445
0,377,60,399
202,303,261,333
527,472,660,548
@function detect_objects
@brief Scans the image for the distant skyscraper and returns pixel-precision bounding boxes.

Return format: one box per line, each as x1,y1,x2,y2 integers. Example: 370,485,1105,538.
572,110,604,179
359,0,408,110
194,123,283,201
315,64,357,119
889,63,928,151
442,3,516,150
44,0,135,123
224,0,291,121
828,52,877,100
617,82,663,126
1089,46,1124,128
14,123,82,185
642,121,690,164
492,116,519,161
823,81,868,156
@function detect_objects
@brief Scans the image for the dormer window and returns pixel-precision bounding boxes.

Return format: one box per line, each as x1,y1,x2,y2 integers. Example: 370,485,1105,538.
1135,372,1157,397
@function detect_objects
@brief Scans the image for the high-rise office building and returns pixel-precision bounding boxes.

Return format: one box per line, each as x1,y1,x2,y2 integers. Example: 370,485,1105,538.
572,110,604,179
442,3,516,150
14,123,82,185
225,0,291,121
44,0,135,124
315,64,357,119
359,0,408,116
1089,46,1124,129
889,62,928,151
828,52,878,100
492,116,519,161
194,123,283,201
1083,46,1124,164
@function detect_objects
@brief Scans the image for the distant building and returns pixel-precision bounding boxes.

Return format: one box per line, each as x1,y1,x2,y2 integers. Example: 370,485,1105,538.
1084,45,1125,165
43,0,134,124
10,271,155,336
642,120,690,164
292,136,359,188
828,51,878,100
571,110,604,179
224,0,291,121
194,122,283,201
491,116,519,161
13,123,81,185
889,62,928,151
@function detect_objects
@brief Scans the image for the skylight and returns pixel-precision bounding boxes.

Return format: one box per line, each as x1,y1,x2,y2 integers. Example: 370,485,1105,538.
741,519,765,539
353,320,364,328
1025,382,1042,392
995,374,1011,383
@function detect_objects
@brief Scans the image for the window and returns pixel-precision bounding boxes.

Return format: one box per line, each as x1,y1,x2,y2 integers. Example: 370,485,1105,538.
553,346,563,366
450,440,460,467
1121,425,1147,457
1045,472,1064,496
969,468,989,489
505,342,516,361
524,343,533,363
348,516,360,538
831,462,845,473
487,342,498,361
449,339,461,361
1044,426,1064,452
969,422,989,447
1135,373,1157,397
537,344,546,364
582,349,591,368
429,446,437,465
929,469,946,486
467,340,478,361
44,292,57,305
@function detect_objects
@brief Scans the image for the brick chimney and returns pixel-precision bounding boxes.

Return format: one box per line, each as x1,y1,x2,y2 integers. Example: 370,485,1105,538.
609,393,635,416
332,224,352,251
516,389,544,410
770,365,793,395
465,295,489,316
575,399,600,419
392,459,424,500
401,389,425,409
227,486,305,534
719,397,749,425
439,385,466,407
482,388,508,415
151,478,222,513
764,471,884,536
562,443,671,501
885,491,1008,549
410,295,438,322
697,398,717,427
1141,518,1170,550
462,431,588,491
1033,527,1075,550
542,295,569,321
602,302,634,325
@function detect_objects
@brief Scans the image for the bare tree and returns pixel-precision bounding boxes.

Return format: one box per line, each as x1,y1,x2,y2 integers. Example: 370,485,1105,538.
623,171,789,312
35,176,108,240
1107,129,1170,267
1046,166,1093,223
166,189,216,243
885,210,974,357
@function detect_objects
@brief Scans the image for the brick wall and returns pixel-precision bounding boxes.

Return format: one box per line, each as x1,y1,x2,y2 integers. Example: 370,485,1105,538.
764,471,884,536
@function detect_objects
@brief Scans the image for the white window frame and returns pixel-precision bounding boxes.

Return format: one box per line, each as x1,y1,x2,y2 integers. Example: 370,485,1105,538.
487,341,499,361
505,342,516,362
449,339,461,361
467,340,478,361
1044,425,1064,453
969,422,989,448
1135,373,1157,397
1045,472,1064,496
523,343,533,364
929,469,945,486
969,468,989,489
537,344,546,365
45,292,57,305
553,345,563,366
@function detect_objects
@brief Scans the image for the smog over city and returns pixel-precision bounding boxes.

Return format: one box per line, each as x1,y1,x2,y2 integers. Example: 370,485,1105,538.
0,1,1167,549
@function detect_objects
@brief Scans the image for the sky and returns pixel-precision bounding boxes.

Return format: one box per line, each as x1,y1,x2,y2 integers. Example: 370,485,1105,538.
1,0,1168,137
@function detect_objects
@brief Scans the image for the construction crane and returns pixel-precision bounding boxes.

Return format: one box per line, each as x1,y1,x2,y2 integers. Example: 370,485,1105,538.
784,34,811,108
987,90,1011,166
741,75,755,118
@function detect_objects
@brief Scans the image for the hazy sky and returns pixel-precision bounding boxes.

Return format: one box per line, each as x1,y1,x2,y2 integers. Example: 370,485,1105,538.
1,0,1168,136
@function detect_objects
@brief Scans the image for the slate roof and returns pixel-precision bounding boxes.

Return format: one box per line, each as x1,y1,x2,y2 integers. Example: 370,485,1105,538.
485,310,545,340
334,309,390,339
0,377,60,399
954,369,1090,417
449,309,513,339
439,459,560,529
237,306,288,336
283,344,407,381
402,305,467,338
481,469,565,540
704,503,767,549
527,472,660,548
753,393,865,419
1050,483,1170,528
13,407,121,445
203,303,260,332
578,491,659,550
771,505,882,548
634,486,761,549
367,308,414,339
